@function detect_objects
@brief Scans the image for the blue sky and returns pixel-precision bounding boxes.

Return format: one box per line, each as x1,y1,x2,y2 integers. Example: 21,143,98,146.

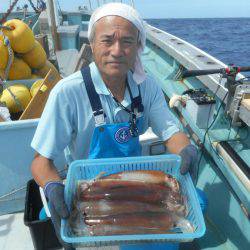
1,0,250,18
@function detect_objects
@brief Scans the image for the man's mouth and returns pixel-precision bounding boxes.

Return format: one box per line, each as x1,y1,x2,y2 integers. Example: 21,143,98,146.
107,61,124,64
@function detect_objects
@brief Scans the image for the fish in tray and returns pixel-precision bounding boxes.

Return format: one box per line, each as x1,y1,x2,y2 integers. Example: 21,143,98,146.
79,180,185,215
68,170,193,236
100,170,180,192
79,200,174,217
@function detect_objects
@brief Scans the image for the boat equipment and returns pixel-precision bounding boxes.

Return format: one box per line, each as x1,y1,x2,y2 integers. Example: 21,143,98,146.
178,66,250,127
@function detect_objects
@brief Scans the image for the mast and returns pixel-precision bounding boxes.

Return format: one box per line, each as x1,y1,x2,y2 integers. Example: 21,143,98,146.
47,0,60,51
88,0,92,10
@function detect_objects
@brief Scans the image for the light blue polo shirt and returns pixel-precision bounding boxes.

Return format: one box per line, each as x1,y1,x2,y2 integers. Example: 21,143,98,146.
31,62,179,160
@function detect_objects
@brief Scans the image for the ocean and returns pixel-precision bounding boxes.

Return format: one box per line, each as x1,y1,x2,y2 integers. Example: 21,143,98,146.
147,18,250,76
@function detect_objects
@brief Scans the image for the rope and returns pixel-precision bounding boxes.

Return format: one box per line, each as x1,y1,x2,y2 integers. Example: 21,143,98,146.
56,0,63,17
0,0,20,24
28,0,40,13
3,37,13,80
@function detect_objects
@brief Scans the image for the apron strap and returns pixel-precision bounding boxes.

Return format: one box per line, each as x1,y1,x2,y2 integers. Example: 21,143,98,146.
130,85,144,116
81,66,106,126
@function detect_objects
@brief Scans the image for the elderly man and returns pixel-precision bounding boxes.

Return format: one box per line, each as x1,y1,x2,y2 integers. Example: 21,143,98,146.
31,3,197,249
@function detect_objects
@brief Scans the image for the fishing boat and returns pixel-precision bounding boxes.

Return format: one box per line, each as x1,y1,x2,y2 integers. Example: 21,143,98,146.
0,1,249,249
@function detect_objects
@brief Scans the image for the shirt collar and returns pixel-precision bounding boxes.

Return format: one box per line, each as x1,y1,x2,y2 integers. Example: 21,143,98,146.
89,62,110,95
89,62,139,107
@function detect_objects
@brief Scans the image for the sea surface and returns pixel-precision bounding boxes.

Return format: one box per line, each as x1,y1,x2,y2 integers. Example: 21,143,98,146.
147,18,250,76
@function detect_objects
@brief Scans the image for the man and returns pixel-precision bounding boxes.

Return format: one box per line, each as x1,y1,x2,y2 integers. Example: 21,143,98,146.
31,3,197,249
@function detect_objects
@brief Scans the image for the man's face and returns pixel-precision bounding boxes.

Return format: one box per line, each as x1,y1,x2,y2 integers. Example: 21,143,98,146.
91,16,139,80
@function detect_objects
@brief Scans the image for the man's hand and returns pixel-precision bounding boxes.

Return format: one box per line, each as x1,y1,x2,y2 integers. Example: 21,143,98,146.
44,181,69,219
44,182,74,250
164,132,198,175
179,144,198,175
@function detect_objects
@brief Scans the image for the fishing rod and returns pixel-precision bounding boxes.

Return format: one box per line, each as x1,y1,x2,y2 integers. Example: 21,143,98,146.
181,66,250,79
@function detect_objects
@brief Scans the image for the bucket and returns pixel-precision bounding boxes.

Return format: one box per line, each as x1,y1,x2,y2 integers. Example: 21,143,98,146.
24,179,61,250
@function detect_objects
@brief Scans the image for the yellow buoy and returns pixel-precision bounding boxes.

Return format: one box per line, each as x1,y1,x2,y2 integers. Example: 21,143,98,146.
8,57,31,80
30,74,39,79
36,60,60,78
22,40,47,69
30,79,43,97
0,84,31,113
2,19,35,53
30,74,38,79
0,69,5,80
0,40,9,69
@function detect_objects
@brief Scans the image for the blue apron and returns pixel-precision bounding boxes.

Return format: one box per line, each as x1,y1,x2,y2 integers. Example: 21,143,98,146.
81,67,179,250
81,66,143,159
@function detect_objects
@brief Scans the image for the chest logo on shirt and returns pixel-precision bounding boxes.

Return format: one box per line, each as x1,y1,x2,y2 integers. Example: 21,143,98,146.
114,126,131,143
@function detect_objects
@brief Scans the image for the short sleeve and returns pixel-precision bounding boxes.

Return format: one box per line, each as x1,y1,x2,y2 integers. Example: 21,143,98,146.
148,78,180,141
31,81,75,160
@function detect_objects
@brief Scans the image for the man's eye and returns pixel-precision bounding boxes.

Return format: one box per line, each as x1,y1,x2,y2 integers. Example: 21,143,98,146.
123,40,134,45
102,40,112,44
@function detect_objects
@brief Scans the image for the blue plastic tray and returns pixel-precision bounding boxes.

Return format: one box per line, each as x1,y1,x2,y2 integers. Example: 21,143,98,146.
61,155,206,246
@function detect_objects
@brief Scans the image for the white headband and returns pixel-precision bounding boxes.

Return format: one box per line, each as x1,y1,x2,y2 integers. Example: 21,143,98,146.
88,3,146,84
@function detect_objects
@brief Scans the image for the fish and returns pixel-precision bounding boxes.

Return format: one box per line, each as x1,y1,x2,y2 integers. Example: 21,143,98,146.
77,174,186,216
80,182,183,206
84,212,174,228
86,221,194,236
86,225,170,236
82,179,173,194
101,170,180,192
84,212,194,235
69,170,192,237
78,200,169,217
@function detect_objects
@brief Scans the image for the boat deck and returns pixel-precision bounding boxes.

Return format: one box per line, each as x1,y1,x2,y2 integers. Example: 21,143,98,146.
0,213,33,250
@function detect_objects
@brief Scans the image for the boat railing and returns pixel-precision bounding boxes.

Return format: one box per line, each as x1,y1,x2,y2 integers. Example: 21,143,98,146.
22,13,40,28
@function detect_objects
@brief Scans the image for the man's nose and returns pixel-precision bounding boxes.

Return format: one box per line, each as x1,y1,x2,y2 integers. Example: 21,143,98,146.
110,41,124,57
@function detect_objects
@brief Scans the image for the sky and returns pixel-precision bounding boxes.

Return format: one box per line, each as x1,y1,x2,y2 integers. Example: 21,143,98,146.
1,0,250,18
